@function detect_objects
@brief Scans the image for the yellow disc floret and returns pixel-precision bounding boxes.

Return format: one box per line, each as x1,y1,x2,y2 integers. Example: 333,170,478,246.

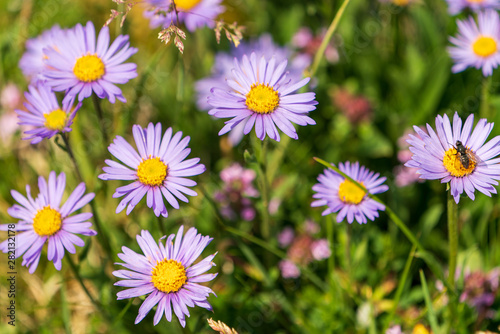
245,84,280,114
443,147,476,177
338,179,366,205
73,54,105,82
44,109,67,131
151,259,187,293
33,205,62,236
392,0,410,6
472,36,497,58
137,157,168,187
174,0,202,11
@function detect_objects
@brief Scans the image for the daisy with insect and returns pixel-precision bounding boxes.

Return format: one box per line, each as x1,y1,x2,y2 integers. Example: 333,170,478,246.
405,112,500,203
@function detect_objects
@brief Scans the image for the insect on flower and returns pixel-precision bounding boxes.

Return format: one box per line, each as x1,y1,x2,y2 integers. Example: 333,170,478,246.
453,140,479,170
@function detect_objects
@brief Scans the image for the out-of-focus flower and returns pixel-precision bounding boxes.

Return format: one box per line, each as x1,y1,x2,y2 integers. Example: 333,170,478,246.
99,123,205,217
445,0,500,15
268,197,282,215
460,268,499,318
406,112,500,203
277,227,295,248
312,161,388,224
311,239,331,260
0,111,19,145
16,83,80,144
331,88,373,124
356,302,374,328
448,10,500,76
412,324,430,334
1,83,22,111
292,27,338,64
386,325,403,334
207,318,238,334
394,165,422,187
19,25,67,83
0,83,22,145
213,163,258,222
43,21,138,103
143,0,225,32
277,221,330,279
304,219,320,234
278,259,300,279
207,52,317,142
394,130,425,187
113,226,217,327
0,172,96,273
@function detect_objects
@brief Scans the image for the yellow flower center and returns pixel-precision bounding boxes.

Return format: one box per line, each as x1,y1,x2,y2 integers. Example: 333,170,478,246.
245,84,280,114
412,324,430,334
467,0,484,3
338,180,366,205
173,0,202,10
73,54,105,82
151,259,187,293
33,205,62,236
443,147,476,177
472,36,497,58
137,157,168,187
44,109,67,131
392,0,410,5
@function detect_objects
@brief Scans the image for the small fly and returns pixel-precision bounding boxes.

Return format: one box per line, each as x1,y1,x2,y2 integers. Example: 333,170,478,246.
454,140,477,169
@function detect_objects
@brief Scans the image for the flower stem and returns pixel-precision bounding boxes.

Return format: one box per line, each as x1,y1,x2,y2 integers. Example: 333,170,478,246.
65,255,103,314
60,133,83,182
307,0,352,78
345,222,352,279
92,93,110,146
59,133,114,261
255,138,271,240
447,191,459,323
157,215,167,237
326,214,335,282
480,76,492,119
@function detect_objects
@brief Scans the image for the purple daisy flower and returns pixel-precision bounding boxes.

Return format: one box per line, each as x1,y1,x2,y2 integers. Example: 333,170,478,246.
195,34,311,145
113,226,217,327
19,25,67,84
448,10,500,76
43,21,138,103
16,83,81,144
98,123,205,217
0,171,96,274
207,52,317,141
405,112,500,203
445,0,500,15
311,161,388,224
144,0,225,32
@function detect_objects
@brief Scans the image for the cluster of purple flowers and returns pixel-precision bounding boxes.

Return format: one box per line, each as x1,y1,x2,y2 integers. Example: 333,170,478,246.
213,163,259,221
277,221,331,279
